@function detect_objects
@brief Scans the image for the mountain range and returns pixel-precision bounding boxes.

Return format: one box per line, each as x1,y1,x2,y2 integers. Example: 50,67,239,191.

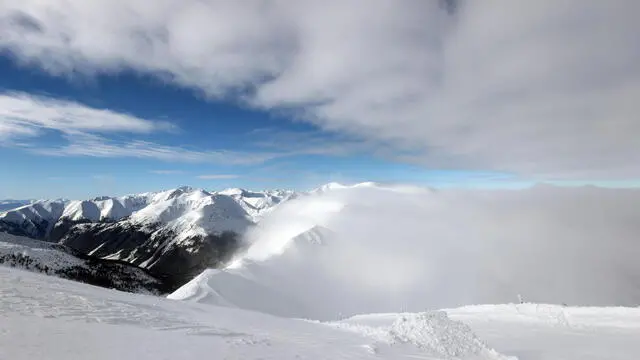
0,199,35,212
0,186,298,291
3,184,640,360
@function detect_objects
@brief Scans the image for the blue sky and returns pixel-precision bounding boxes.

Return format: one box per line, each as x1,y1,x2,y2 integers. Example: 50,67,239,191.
0,56,523,199
1,1,638,199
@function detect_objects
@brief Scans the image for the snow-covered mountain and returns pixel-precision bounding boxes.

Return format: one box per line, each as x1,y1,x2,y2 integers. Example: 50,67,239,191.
0,199,35,212
0,181,429,296
0,193,151,240
0,186,297,290
0,186,296,239
0,232,162,293
218,187,298,221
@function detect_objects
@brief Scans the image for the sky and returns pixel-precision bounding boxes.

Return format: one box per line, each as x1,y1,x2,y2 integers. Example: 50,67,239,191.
0,0,639,199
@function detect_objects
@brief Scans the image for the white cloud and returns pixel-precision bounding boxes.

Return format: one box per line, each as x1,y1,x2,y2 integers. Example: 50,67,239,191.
31,134,278,165
197,174,239,180
246,128,386,158
0,93,377,165
0,92,173,138
0,119,40,140
230,185,640,318
1,1,639,177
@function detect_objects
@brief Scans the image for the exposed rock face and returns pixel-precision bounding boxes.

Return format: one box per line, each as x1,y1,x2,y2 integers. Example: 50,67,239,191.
48,218,95,242
59,222,241,290
0,232,164,294
0,217,52,239
0,186,296,292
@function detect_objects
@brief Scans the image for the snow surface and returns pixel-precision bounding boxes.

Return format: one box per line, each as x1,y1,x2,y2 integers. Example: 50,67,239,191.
0,267,511,360
0,231,84,269
2,267,640,359
0,232,161,293
341,305,640,360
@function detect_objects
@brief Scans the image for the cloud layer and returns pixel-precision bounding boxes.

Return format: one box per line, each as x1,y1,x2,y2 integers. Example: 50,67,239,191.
0,92,171,139
0,92,361,165
201,185,640,319
1,1,639,177
0,92,281,164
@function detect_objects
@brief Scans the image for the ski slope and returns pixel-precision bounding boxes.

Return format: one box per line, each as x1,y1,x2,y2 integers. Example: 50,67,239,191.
2,267,640,359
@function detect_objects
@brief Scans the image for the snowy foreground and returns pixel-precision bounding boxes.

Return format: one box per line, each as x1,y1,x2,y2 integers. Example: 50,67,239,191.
2,267,639,360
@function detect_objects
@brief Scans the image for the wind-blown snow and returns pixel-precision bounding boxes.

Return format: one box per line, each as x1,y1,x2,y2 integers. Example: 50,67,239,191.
171,183,640,320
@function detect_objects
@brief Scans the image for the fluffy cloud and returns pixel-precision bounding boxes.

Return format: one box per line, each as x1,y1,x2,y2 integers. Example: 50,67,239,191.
0,93,357,165
215,185,640,318
0,92,277,164
31,133,279,165
1,1,639,177
0,92,172,138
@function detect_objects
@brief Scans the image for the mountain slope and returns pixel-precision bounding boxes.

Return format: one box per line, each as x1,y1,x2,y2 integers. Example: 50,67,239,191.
0,199,34,212
0,186,296,291
0,186,294,240
0,232,163,294
0,267,516,360
4,266,640,359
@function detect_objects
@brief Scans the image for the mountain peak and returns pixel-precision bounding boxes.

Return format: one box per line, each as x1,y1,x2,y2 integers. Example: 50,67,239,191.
313,182,347,193
176,185,195,192
218,188,246,196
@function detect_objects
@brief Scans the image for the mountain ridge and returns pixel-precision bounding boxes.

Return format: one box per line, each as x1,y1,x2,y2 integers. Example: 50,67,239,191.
0,182,400,292
0,185,302,291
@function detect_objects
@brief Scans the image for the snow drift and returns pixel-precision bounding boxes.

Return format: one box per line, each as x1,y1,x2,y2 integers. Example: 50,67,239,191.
171,184,640,320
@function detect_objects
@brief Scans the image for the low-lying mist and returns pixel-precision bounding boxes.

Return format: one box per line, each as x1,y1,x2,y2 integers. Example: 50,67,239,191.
217,185,640,318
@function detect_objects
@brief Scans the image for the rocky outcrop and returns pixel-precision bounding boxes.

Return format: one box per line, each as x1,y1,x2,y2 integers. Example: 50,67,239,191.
0,233,164,294
0,217,51,239
0,186,294,292
59,222,241,291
